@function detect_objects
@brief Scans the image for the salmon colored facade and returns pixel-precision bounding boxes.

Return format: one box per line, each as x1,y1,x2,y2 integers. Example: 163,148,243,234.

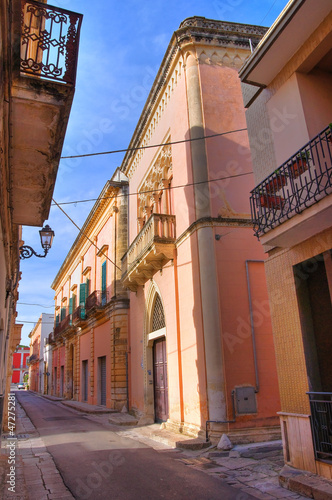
50,18,281,444
240,0,332,481
120,18,281,442
51,173,129,410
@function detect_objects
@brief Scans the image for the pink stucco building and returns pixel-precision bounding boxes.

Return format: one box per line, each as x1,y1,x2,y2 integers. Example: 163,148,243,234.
50,17,281,444
120,18,280,441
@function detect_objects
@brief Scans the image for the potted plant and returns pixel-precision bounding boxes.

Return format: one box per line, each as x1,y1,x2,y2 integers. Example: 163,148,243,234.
289,151,310,179
265,168,287,193
258,192,285,210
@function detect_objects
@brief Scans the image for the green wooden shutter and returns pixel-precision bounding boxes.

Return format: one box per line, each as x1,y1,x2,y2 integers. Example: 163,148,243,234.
79,283,86,305
79,283,87,318
101,261,107,305
55,314,59,326
101,262,106,292
69,297,73,315
60,307,66,321
86,278,90,298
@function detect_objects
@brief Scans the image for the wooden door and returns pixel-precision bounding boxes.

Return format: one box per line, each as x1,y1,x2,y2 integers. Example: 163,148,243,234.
153,338,168,422
100,356,107,406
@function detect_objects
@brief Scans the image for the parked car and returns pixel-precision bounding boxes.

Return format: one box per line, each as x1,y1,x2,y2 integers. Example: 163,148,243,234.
17,383,25,390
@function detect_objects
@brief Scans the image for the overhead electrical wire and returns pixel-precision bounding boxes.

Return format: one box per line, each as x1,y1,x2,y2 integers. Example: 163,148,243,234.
18,302,54,308
60,128,247,159
52,171,253,207
52,198,121,271
52,126,253,273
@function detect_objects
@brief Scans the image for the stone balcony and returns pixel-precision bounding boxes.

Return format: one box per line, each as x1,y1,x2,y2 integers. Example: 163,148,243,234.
122,213,176,292
9,1,82,226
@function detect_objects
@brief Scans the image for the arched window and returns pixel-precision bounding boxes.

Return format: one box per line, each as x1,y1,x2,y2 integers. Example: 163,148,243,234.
151,295,165,332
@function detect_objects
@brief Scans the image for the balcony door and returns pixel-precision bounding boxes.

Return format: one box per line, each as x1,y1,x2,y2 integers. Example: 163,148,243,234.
153,337,168,422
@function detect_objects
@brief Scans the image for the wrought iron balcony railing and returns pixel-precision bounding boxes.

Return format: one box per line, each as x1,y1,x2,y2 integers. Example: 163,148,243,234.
250,125,332,239
72,306,86,323
308,392,332,462
54,313,71,337
21,0,83,84
85,290,110,314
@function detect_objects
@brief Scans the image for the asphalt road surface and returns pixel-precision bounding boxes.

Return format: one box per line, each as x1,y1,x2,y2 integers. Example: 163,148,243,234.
17,391,255,500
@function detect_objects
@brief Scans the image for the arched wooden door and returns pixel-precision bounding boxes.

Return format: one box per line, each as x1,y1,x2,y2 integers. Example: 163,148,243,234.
153,337,168,422
151,294,169,422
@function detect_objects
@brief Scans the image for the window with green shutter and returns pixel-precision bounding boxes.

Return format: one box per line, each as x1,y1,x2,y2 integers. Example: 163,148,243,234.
101,261,107,305
86,278,90,298
79,283,87,319
55,314,60,326
60,307,66,321
69,297,73,315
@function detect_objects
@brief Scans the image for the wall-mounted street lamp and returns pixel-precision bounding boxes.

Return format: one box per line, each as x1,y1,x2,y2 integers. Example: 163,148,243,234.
19,225,55,260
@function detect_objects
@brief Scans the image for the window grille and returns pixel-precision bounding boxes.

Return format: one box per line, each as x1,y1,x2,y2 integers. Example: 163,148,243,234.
152,295,165,331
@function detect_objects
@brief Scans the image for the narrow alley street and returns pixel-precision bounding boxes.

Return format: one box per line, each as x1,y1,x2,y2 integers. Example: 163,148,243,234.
10,391,257,500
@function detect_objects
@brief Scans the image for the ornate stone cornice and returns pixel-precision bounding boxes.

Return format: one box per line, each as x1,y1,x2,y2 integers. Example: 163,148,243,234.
179,17,267,36
121,17,268,179
177,18,267,51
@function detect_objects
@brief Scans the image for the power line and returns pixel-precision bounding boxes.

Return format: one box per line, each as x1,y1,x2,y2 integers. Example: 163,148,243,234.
17,320,54,325
52,198,122,272
52,171,253,207
60,128,247,159
18,302,54,308
260,0,278,24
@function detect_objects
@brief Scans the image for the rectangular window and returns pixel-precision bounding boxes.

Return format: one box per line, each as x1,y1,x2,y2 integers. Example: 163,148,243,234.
69,297,73,315
60,307,66,321
79,282,87,317
82,360,88,402
101,261,107,306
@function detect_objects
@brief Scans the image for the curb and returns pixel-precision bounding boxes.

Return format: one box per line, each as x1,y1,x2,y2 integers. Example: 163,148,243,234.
279,464,332,499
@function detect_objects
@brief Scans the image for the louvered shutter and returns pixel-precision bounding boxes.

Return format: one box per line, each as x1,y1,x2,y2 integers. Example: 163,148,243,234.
101,261,107,305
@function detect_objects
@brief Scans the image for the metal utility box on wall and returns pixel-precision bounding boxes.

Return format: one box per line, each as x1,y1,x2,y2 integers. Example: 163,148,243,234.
235,386,257,414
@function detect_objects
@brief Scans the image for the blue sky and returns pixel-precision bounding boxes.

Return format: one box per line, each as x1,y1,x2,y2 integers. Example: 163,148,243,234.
18,0,289,345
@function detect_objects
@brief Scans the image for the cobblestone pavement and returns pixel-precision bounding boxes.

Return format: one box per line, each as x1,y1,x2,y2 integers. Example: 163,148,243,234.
175,445,309,500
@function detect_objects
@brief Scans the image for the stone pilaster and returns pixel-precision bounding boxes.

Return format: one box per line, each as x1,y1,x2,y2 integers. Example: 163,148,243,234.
185,52,227,422
90,329,94,401
110,301,129,411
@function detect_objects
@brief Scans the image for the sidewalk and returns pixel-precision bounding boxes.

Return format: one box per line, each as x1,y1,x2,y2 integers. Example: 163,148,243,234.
1,393,332,500
0,396,73,500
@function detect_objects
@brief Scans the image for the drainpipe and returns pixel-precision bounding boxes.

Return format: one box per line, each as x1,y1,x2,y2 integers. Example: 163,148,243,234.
205,390,236,442
245,260,264,393
205,260,265,442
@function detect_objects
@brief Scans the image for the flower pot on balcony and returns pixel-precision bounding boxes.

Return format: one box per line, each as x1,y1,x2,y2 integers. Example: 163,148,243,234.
289,157,308,178
265,174,287,193
259,194,285,210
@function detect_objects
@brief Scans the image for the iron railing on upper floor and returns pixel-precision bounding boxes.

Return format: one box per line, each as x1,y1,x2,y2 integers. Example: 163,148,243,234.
250,125,332,239
308,392,332,462
20,0,82,84
85,290,110,313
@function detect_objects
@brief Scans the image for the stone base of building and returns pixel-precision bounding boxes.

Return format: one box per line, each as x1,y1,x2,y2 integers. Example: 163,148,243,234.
279,464,332,498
